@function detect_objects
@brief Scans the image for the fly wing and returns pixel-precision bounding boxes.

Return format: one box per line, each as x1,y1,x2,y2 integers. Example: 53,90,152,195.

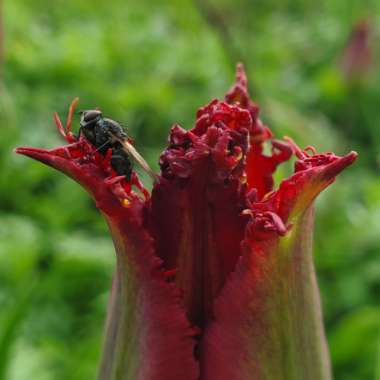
117,138,158,182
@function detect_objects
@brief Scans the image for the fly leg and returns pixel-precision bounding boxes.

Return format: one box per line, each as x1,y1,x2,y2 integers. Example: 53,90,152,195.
53,98,79,144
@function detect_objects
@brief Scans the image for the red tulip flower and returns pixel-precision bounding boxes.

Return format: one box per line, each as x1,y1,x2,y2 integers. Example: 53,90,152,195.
16,65,357,380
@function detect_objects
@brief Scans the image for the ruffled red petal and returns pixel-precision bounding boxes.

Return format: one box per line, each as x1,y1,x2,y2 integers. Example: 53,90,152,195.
201,147,357,380
151,100,251,327
16,105,199,380
225,64,293,199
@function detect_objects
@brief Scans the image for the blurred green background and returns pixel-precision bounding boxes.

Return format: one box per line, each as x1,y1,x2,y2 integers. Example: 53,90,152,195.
1,0,380,379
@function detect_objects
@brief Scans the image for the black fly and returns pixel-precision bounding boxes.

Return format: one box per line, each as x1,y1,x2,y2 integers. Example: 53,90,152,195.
79,110,156,181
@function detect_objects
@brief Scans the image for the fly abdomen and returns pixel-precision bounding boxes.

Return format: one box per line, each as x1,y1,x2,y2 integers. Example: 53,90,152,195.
110,145,133,180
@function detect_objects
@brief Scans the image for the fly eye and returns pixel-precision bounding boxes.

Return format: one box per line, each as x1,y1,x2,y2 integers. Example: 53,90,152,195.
83,110,102,122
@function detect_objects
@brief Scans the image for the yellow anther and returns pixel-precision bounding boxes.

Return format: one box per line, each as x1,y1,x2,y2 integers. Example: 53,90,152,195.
122,198,131,208
239,173,247,184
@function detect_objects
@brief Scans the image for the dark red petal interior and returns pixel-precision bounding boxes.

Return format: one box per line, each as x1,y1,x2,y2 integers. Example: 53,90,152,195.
150,107,250,327
150,176,247,328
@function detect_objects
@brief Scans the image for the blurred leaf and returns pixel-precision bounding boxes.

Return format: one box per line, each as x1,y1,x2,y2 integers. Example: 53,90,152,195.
329,307,380,379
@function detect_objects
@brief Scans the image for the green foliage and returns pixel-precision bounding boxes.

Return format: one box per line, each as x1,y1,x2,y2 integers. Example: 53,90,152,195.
1,0,380,378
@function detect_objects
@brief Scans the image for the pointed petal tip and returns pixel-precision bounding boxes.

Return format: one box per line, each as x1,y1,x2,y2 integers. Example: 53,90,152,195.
322,150,358,180
236,62,245,73
15,146,51,160
347,150,359,161
235,62,247,85
14,145,75,174
345,150,359,167
15,145,73,167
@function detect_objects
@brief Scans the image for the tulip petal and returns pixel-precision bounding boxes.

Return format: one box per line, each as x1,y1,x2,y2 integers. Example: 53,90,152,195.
225,64,293,199
201,150,357,380
150,175,247,329
16,138,199,380
99,205,199,380
151,110,250,328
